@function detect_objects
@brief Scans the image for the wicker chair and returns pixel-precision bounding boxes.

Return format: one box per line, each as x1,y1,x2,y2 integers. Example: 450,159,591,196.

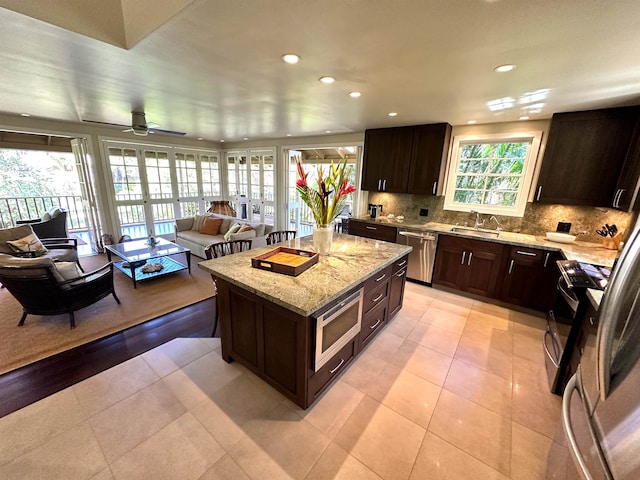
265,230,297,245
204,239,253,337
0,256,119,329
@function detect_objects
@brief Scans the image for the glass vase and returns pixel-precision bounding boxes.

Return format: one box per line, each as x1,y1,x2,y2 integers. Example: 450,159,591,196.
313,225,333,256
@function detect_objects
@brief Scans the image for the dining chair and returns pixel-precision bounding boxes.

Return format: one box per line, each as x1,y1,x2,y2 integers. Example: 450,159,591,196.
265,230,297,245
204,239,253,337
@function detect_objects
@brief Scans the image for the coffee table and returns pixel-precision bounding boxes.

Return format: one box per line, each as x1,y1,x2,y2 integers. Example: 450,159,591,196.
105,238,191,288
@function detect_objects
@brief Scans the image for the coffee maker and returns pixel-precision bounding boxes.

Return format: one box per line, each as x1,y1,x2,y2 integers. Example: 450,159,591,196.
368,203,383,218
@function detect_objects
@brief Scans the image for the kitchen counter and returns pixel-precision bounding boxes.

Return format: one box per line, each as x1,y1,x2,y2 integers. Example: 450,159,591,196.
198,232,412,317
352,216,619,310
353,217,619,267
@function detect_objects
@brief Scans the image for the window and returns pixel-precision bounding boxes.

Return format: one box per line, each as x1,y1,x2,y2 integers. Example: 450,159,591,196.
443,132,542,217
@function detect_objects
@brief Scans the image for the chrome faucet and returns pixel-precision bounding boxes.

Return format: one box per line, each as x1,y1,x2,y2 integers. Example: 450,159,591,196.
488,215,502,231
470,210,484,229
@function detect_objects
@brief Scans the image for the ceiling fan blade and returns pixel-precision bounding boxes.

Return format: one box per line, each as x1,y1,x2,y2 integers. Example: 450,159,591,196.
148,127,187,136
82,119,130,128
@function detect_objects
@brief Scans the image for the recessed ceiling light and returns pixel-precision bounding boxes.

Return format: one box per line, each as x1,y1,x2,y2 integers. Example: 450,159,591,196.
197,137,203,141
494,64,516,73
286,133,292,137
349,91,362,98
282,53,300,64
519,116,530,121
388,112,398,117
220,139,225,142
20,113,30,117
319,76,335,84
325,130,332,134
467,120,477,124
243,137,249,140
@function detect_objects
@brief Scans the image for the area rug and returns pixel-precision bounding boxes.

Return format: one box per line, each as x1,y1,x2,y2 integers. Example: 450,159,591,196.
0,254,215,375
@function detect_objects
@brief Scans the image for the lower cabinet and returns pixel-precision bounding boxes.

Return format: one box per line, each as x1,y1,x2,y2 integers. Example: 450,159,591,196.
217,260,407,410
432,235,505,298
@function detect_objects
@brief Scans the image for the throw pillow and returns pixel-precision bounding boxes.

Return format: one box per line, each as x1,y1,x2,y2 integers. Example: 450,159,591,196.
7,233,48,256
200,217,223,235
237,224,254,234
218,218,233,234
192,214,213,231
52,261,83,282
223,223,241,241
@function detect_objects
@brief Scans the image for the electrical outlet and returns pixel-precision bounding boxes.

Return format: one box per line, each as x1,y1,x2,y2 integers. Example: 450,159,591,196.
419,208,429,217
557,222,571,232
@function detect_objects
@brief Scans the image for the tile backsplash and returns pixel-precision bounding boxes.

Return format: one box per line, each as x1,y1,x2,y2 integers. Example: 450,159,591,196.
367,193,632,244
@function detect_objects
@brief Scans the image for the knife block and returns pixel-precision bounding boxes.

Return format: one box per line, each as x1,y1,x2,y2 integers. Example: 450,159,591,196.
602,232,623,250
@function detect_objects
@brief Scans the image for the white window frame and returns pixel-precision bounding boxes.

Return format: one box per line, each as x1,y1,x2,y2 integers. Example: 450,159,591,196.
443,131,542,217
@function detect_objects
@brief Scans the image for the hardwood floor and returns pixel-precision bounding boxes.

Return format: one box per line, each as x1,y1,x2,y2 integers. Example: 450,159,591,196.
0,298,216,418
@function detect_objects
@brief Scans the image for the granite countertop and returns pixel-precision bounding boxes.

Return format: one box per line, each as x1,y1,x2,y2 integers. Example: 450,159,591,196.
354,216,620,311
198,232,412,317
353,217,619,267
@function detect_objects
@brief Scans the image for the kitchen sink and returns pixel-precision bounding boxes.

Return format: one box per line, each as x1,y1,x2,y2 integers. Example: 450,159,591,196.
450,226,500,239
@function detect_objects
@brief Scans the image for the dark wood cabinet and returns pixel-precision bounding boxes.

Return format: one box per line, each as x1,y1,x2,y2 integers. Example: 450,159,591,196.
612,118,640,211
499,246,562,311
432,235,505,298
361,126,414,192
360,264,393,348
535,107,639,207
388,255,408,319
347,219,398,242
362,123,451,194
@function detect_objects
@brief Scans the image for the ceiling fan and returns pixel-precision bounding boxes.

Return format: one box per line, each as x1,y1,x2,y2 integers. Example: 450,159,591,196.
83,111,186,136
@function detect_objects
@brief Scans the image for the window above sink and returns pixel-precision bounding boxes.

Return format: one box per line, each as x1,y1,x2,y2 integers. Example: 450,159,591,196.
443,131,542,217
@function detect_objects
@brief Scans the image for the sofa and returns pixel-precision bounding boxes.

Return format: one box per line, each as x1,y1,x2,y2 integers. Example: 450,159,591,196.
174,213,275,258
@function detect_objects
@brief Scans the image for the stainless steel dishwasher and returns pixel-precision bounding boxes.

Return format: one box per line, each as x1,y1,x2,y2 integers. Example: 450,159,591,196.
396,229,438,284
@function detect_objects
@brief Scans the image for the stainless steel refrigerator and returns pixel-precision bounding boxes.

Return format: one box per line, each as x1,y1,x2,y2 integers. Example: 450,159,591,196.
562,216,640,479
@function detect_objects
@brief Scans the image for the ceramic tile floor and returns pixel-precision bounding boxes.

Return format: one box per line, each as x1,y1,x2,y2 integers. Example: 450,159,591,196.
0,282,580,480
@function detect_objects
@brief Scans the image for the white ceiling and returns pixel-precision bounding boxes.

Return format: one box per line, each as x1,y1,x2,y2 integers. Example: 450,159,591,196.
1,0,639,142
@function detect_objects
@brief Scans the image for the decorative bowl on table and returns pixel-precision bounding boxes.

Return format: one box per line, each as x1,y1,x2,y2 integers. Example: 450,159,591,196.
546,232,576,244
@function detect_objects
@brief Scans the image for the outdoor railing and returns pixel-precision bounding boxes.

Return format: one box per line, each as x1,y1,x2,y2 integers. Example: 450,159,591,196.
0,196,86,230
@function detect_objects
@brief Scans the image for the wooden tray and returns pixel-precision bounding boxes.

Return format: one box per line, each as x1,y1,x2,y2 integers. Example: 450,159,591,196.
251,247,319,276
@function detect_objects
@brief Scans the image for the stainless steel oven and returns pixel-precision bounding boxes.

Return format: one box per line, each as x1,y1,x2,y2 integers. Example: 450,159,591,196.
314,288,363,371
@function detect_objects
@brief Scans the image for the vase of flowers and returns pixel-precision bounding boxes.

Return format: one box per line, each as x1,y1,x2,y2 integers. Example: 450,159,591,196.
295,156,356,255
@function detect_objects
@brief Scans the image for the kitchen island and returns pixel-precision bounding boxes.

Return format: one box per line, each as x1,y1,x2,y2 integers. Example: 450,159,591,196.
199,232,411,408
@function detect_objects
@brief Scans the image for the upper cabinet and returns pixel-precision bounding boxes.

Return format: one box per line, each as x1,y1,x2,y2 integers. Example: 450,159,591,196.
612,119,640,211
534,107,639,207
361,123,451,194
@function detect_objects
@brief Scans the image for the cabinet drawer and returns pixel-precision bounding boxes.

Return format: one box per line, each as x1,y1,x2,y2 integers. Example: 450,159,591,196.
308,339,355,399
392,254,409,273
363,281,389,314
361,301,387,347
508,246,544,262
363,265,392,292
348,220,398,242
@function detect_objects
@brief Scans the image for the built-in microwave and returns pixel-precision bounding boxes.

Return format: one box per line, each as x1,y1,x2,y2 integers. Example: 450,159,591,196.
314,288,363,371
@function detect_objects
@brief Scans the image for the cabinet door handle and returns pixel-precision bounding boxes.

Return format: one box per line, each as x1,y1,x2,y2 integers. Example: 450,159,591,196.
432,181,437,195
372,293,384,302
616,189,626,208
516,250,537,257
395,270,405,277
329,358,345,374
543,252,550,268
397,260,407,267
461,251,466,265
467,251,473,266
536,185,543,201
382,179,387,191
612,189,620,208
370,319,382,330
377,179,381,190
375,273,386,282
508,259,515,274
366,225,378,230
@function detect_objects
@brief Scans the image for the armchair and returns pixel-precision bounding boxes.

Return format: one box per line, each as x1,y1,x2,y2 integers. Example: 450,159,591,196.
0,224,83,271
16,208,68,239
0,254,120,329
